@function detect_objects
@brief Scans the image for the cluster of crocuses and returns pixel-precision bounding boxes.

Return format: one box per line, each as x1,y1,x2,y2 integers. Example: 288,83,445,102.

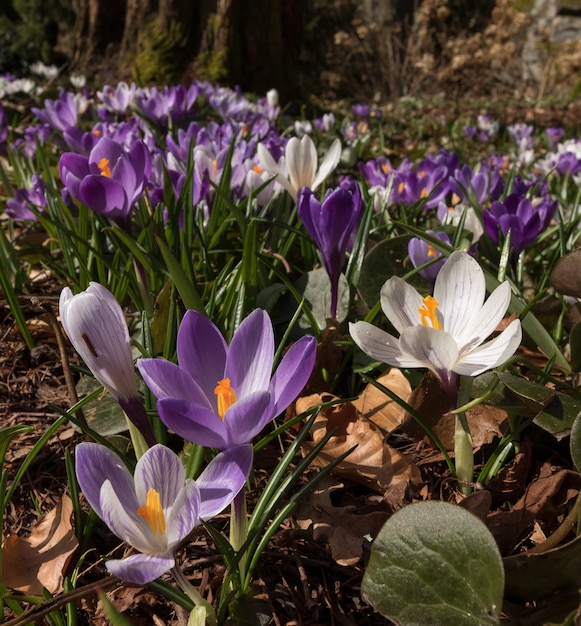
60,282,317,589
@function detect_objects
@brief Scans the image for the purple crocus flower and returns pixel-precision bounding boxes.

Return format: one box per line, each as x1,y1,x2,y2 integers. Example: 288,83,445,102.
59,137,152,229
352,104,370,119
546,127,564,150
75,442,252,584
483,192,557,256
298,180,364,319
5,174,47,221
31,88,78,133
408,231,452,286
137,309,316,450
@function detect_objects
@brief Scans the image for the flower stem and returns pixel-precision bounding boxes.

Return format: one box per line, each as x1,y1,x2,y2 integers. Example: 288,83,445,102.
171,566,217,626
454,376,474,495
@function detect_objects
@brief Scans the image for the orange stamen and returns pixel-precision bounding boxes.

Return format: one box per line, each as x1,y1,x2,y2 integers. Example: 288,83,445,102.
137,488,166,534
418,295,442,330
214,378,237,419
98,157,112,177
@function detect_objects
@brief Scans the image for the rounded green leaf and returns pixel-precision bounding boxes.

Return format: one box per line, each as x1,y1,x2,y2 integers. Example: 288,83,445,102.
362,501,503,625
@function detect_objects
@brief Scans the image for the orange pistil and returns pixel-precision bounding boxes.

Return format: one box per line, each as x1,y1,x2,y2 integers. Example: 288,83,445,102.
381,163,389,174
427,244,436,258
398,181,405,194
137,488,166,534
98,157,112,178
418,295,442,330
253,164,263,175
420,188,428,199
214,378,237,419
93,129,101,137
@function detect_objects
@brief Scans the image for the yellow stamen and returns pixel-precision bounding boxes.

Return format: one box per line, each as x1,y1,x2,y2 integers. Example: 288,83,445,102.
420,187,428,198
212,159,218,179
253,164,263,175
98,157,112,177
137,488,166,534
427,244,436,258
93,129,101,137
214,378,237,419
418,295,442,330
398,182,405,194
381,163,389,174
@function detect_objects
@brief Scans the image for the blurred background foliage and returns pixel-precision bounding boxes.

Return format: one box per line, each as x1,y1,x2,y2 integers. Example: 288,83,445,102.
1,0,580,104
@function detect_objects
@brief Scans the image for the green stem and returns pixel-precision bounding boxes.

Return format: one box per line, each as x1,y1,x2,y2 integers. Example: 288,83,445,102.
229,488,248,587
454,376,474,495
171,566,216,626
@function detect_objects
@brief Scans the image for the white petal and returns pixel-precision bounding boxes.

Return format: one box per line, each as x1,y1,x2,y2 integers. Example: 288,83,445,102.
434,251,485,341
453,319,522,376
399,326,460,379
455,281,512,351
287,136,317,195
349,321,425,368
311,138,342,191
380,277,425,334
257,143,295,198
165,480,200,549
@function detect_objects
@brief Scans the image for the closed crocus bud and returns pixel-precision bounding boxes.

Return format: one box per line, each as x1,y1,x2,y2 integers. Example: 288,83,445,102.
59,282,156,446
266,89,279,107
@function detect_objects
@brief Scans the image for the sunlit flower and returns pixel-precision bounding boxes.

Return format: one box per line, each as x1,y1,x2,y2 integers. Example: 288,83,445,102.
59,282,155,445
349,251,522,401
137,309,316,450
298,179,363,318
59,136,151,229
257,134,341,201
75,442,252,584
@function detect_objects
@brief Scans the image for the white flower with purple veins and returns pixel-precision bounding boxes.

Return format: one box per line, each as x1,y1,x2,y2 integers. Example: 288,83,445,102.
257,134,342,201
350,251,522,401
75,442,252,584
59,282,156,446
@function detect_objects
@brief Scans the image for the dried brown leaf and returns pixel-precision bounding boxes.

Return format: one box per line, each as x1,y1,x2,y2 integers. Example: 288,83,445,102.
2,495,78,594
351,368,411,435
297,393,422,496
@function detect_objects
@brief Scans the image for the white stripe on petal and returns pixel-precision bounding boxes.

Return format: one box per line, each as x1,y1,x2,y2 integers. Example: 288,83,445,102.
349,321,425,368
399,326,459,377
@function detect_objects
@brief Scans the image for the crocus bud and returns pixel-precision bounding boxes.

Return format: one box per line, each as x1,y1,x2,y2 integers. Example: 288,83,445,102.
59,282,156,446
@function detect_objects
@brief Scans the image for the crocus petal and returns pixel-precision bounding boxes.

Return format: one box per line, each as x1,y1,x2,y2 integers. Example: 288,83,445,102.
311,138,342,191
226,309,274,398
453,319,522,376
100,480,159,553
89,137,125,172
455,281,512,351
349,321,426,368
157,398,229,449
59,283,138,402
224,390,274,445
399,326,460,379
133,444,185,508
106,553,175,585
270,335,316,416
379,277,425,333
177,310,228,403
79,176,128,219
434,251,485,338
165,479,201,548
287,136,317,195
197,444,253,520
137,358,212,410
257,143,295,198
75,442,137,519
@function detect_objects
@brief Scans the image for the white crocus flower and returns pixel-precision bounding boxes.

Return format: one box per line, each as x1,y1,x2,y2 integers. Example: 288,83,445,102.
257,135,342,201
350,251,522,401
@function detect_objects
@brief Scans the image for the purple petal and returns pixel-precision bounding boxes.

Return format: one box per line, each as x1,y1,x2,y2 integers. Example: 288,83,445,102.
75,443,137,519
224,390,274,444
197,444,253,520
157,398,229,448
226,309,274,398
165,479,201,547
270,336,316,416
89,137,125,173
79,175,128,218
137,358,212,409
177,310,227,405
106,553,175,584
133,444,185,508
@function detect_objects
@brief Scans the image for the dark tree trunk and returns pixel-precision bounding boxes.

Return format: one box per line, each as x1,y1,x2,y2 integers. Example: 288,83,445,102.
73,0,127,65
